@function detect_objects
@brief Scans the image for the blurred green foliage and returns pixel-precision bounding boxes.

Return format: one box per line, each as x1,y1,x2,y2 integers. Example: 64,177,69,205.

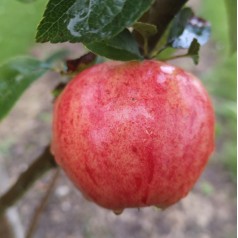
200,0,237,179
199,180,215,196
0,0,47,63
200,0,229,52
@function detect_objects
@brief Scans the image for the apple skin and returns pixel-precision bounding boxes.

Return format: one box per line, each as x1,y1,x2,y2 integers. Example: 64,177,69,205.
51,60,214,211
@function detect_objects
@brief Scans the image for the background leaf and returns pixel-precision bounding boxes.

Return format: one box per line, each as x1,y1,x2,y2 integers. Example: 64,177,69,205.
200,0,237,180
0,52,66,120
167,8,193,46
187,39,200,64
145,0,188,51
0,0,46,63
85,29,143,61
0,57,47,120
224,0,237,53
167,7,211,49
36,0,154,43
200,0,228,53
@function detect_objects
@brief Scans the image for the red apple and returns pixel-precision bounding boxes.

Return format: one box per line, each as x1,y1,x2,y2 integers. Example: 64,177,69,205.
51,60,214,212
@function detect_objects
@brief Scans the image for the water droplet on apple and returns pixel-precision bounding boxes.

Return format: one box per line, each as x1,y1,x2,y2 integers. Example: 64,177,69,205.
154,205,162,210
113,209,124,215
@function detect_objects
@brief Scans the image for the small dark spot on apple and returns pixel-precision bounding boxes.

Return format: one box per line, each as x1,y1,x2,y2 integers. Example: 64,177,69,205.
132,146,138,153
131,98,135,101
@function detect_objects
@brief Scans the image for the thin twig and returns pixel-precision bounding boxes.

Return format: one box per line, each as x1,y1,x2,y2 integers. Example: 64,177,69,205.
0,146,57,216
25,168,60,238
160,53,189,61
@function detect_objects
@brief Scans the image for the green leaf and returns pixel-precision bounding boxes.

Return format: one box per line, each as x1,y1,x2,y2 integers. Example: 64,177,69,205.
187,39,200,64
0,57,48,120
85,29,143,61
168,7,194,46
167,7,211,49
0,50,67,121
155,47,176,61
133,22,157,38
36,0,154,43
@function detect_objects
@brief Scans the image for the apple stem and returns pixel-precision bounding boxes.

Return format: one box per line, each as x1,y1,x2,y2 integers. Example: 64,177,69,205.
0,146,57,217
160,53,190,61
143,38,149,58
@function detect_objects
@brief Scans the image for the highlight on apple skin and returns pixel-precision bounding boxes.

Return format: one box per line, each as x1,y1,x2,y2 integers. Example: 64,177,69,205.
51,60,215,213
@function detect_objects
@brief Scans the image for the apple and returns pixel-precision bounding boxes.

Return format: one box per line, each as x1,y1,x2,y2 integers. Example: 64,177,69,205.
51,60,214,213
